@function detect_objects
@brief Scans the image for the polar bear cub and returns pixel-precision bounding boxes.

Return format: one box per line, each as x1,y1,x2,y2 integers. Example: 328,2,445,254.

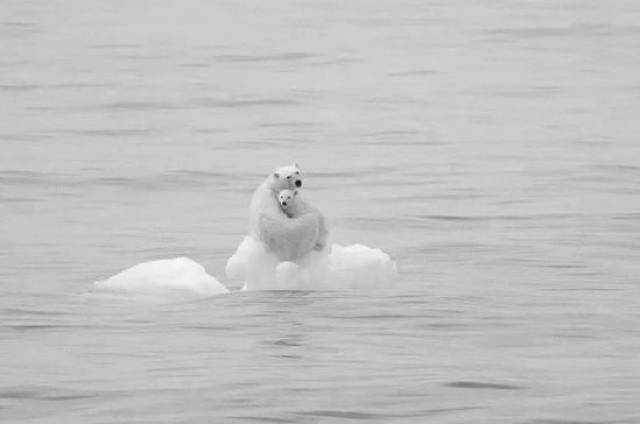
278,189,328,251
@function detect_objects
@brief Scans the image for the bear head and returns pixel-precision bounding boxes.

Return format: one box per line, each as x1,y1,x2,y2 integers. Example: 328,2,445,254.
278,189,298,210
270,163,302,191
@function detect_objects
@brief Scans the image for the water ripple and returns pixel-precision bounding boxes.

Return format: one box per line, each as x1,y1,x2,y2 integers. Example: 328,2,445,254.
194,98,299,108
230,416,296,423
213,52,319,63
444,381,527,390
0,386,98,401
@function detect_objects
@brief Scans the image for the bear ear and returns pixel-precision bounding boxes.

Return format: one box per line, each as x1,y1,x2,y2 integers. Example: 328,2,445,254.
273,172,279,179
294,163,300,170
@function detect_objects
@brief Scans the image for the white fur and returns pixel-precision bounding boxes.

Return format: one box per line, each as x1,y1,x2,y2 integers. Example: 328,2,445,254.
278,189,329,251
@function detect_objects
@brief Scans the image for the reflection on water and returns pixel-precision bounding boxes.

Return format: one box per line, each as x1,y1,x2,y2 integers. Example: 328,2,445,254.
1,0,640,422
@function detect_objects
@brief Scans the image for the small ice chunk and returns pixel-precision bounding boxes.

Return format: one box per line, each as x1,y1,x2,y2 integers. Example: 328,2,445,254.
94,257,229,300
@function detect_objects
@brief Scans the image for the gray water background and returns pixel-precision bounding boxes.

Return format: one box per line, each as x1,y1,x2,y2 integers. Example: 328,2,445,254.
2,1,640,422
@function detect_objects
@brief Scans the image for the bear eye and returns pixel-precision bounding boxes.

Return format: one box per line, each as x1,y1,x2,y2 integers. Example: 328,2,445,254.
287,176,291,179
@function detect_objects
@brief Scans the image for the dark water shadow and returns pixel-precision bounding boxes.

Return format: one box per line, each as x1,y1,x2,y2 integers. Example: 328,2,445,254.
444,381,527,390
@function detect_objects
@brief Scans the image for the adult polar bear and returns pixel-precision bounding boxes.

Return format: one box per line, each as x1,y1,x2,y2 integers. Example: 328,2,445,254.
226,164,397,290
249,163,321,261
226,164,326,289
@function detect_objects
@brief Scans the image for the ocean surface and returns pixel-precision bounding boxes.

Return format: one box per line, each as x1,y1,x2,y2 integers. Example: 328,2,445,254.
2,0,640,422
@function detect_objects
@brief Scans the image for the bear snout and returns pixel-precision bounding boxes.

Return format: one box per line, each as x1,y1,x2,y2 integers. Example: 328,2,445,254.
295,180,302,188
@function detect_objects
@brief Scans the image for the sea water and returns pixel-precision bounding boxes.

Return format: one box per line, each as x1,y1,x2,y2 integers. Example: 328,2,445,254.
1,0,640,422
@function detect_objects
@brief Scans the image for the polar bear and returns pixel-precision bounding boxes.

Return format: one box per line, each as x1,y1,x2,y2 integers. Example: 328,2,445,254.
248,164,319,261
278,189,329,251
